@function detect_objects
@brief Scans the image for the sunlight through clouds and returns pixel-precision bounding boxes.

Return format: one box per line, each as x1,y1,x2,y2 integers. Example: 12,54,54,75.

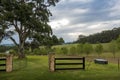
49,19,69,29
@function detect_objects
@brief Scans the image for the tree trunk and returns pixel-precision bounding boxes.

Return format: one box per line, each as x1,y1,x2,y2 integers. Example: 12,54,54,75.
18,43,26,59
18,50,25,59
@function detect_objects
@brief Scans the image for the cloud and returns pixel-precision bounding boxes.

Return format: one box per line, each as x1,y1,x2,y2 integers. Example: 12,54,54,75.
2,0,120,44
109,0,120,17
48,0,120,42
49,19,69,29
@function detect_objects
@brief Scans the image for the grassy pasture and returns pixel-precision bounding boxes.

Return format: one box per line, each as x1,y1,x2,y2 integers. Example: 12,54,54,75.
53,43,120,57
0,43,120,80
0,55,120,80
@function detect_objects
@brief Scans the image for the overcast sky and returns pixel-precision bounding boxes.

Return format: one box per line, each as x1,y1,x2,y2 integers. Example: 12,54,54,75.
1,0,120,44
48,0,120,42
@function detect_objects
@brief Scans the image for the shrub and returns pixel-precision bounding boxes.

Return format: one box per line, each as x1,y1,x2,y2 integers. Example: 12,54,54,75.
61,47,68,55
40,48,48,55
54,47,62,54
83,43,93,56
76,43,84,54
69,46,77,55
9,49,17,56
95,43,103,57
24,50,30,55
33,48,40,55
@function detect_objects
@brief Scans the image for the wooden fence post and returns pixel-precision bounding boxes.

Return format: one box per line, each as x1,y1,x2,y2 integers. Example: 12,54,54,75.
6,54,13,72
83,57,85,70
48,53,55,72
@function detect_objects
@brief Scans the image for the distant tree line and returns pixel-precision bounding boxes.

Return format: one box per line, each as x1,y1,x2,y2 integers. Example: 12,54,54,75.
76,27,120,43
1,36,120,58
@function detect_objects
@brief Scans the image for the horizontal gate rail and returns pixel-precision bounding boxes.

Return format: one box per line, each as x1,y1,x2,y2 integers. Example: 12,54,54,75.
0,58,6,72
0,58,6,60
55,58,84,60
54,57,85,71
0,64,6,66
0,69,6,71
55,68,84,70
55,63,83,65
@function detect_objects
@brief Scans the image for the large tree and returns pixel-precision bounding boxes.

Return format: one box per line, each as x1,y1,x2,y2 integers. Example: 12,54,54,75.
0,0,59,58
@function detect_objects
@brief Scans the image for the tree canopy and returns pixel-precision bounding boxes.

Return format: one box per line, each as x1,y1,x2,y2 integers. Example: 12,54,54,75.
76,27,120,44
0,0,59,58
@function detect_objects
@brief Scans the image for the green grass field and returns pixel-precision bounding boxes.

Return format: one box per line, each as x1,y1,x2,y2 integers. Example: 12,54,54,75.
0,55,120,80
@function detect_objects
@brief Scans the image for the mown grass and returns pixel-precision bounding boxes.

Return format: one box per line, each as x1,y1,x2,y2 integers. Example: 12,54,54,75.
0,55,120,80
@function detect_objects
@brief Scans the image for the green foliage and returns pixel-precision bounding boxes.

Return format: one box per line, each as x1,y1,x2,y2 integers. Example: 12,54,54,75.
76,43,84,54
40,47,48,55
53,47,62,54
24,50,31,55
95,43,103,56
83,43,93,56
33,47,48,55
0,53,7,57
0,29,4,42
76,27,120,43
0,45,17,53
33,48,40,55
61,47,68,54
116,35,120,50
69,46,77,55
59,37,65,45
30,40,40,52
0,0,59,58
0,46,7,52
52,35,59,45
9,49,17,55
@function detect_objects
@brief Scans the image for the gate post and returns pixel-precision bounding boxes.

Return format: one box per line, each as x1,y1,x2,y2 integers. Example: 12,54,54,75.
48,53,55,72
6,54,13,72
83,57,85,70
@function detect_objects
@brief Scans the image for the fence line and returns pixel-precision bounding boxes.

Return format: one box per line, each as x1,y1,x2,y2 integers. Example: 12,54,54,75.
48,53,85,72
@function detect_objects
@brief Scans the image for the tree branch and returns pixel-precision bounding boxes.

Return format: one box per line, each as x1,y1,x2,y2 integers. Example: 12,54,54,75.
10,37,19,47
12,20,20,33
22,28,30,43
